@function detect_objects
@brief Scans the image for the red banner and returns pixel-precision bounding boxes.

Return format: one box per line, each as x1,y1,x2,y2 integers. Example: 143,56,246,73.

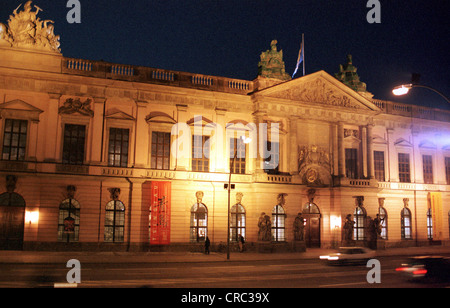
150,181,171,245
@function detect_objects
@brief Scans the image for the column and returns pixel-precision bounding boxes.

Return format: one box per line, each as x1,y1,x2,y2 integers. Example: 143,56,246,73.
367,124,374,179
387,128,397,182
214,108,227,173
174,104,189,171
288,117,299,175
134,100,149,168
362,126,367,178
338,122,345,177
44,92,61,162
90,97,106,164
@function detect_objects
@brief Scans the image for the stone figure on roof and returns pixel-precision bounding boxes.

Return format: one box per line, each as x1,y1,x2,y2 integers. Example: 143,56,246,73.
0,1,60,52
258,40,291,81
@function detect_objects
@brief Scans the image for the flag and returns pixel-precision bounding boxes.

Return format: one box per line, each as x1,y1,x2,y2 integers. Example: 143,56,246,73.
292,34,304,78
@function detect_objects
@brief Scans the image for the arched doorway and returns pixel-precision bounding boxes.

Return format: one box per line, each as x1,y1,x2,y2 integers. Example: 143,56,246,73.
302,202,321,248
0,191,26,250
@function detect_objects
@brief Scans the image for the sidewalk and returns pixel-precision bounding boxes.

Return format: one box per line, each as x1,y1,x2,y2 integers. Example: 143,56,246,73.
1,246,450,264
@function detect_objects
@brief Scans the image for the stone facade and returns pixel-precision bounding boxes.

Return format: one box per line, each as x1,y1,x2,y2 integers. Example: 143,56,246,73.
0,4,449,252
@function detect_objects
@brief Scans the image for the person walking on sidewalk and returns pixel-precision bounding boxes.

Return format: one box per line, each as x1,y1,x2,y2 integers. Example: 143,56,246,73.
205,236,210,255
238,234,245,252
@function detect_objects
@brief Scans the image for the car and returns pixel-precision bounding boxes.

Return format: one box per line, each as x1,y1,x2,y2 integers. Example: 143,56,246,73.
396,256,450,282
320,247,376,265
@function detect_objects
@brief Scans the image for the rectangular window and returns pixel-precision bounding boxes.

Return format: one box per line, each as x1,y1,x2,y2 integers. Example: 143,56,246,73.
2,119,27,161
263,141,279,174
108,128,129,167
446,157,450,185
151,131,170,170
422,155,433,184
398,153,411,183
230,137,246,174
345,148,358,179
62,124,86,165
192,135,209,172
374,151,385,181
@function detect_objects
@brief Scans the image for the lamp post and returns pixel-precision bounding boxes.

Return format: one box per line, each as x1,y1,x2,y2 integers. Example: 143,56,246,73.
227,135,251,260
392,84,450,104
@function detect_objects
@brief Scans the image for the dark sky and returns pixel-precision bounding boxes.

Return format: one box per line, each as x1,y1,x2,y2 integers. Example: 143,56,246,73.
1,0,449,110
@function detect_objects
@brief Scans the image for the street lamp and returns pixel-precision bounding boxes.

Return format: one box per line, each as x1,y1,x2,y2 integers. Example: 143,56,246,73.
392,84,450,103
227,135,251,260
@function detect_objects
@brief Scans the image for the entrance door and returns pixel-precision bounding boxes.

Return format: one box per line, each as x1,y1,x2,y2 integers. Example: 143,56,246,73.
302,202,321,248
304,214,321,248
0,193,26,250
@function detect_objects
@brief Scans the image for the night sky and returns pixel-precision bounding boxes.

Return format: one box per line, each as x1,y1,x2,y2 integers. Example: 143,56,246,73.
1,0,449,110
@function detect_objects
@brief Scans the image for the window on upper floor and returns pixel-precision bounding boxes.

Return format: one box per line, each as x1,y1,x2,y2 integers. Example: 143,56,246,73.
345,148,358,179
374,151,385,181
2,119,28,161
108,128,129,167
151,131,170,170
445,157,450,185
230,137,246,174
62,124,86,165
398,153,411,183
192,135,210,172
263,141,279,174
422,155,433,184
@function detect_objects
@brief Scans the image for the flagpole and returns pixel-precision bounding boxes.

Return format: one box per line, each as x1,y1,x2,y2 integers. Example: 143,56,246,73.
302,33,305,76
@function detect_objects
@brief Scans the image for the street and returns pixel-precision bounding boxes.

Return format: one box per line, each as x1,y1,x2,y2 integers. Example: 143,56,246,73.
0,255,449,288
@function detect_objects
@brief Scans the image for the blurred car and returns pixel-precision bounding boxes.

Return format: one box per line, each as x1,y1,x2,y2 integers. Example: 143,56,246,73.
396,256,450,282
320,247,376,265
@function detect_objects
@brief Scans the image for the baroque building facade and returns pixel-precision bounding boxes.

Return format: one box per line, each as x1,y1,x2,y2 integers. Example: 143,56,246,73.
0,3,449,251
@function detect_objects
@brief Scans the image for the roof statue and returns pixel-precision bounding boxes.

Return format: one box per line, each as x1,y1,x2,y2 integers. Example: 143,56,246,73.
334,55,373,98
0,1,60,53
258,40,291,81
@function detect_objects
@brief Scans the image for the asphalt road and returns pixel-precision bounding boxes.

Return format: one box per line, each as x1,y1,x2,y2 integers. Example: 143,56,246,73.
0,255,449,289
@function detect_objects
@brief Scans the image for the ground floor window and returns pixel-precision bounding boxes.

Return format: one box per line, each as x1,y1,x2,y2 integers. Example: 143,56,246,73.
230,203,245,242
401,207,412,239
379,207,388,239
272,205,286,241
190,203,208,242
353,206,366,240
427,208,433,240
58,198,80,242
104,200,125,242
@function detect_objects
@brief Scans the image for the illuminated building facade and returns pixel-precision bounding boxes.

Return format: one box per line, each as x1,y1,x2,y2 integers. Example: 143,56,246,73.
0,5,449,251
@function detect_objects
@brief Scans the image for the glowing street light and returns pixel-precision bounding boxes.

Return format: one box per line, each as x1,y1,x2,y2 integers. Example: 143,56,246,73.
392,84,450,103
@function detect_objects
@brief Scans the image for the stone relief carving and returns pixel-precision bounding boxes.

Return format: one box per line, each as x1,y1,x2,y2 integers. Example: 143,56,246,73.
0,1,60,52
269,78,361,109
59,98,94,117
298,145,331,185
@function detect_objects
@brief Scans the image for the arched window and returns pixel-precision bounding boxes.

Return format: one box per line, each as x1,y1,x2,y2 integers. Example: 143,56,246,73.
353,206,366,241
58,198,80,242
190,203,208,242
378,207,388,239
302,202,320,214
272,205,286,242
104,200,125,242
230,203,246,242
427,208,433,240
401,207,412,239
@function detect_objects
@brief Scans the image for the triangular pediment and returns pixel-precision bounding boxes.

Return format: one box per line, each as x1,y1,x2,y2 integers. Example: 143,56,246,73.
419,140,437,149
394,138,413,147
256,70,381,112
106,109,135,121
0,99,43,113
0,99,43,121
